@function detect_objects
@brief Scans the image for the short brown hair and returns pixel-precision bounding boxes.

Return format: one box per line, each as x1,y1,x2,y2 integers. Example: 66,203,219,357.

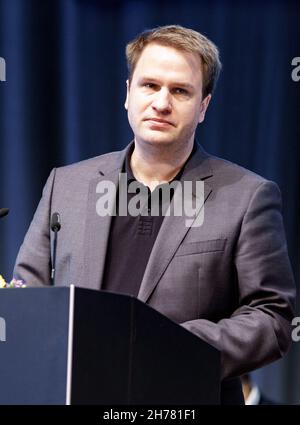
126,25,222,98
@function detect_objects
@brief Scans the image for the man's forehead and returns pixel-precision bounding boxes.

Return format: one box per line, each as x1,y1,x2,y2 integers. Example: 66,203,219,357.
139,42,201,63
133,43,202,75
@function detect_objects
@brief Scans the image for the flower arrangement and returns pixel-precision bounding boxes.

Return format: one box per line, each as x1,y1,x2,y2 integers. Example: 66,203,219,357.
0,275,26,288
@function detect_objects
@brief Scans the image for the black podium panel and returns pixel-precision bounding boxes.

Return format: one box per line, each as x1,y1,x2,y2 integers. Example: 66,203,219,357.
132,300,220,404
71,289,133,404
0,287,220,405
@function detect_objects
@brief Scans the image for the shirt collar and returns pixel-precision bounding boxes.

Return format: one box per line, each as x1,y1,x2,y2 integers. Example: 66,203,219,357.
124,141,198,187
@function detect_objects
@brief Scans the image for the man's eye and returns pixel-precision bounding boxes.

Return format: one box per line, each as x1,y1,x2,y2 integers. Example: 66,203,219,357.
144,83,156,89
174,88,188,95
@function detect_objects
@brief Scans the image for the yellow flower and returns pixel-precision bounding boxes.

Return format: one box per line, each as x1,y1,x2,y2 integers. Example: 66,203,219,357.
0,274,7,288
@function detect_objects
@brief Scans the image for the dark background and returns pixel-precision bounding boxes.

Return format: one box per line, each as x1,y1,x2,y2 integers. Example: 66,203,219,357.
0,0,299,403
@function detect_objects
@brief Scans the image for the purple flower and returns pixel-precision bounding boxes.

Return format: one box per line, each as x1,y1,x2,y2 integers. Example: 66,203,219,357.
0,275,26,288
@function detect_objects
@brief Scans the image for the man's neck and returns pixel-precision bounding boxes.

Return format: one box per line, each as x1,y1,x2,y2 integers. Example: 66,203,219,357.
130,139,194,191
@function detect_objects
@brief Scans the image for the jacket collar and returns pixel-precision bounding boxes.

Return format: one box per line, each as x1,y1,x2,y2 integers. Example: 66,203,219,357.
97,140,213,182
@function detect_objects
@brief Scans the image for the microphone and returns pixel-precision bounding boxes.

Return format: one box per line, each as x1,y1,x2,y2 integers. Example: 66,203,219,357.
51,212,61,232
50,212,61,285
0,208,9,219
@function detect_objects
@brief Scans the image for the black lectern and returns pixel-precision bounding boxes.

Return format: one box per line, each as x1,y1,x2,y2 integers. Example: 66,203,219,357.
0,286,220,404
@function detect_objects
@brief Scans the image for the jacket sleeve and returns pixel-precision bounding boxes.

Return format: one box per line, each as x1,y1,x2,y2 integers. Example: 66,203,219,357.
181,180,296,379
13,169,56,286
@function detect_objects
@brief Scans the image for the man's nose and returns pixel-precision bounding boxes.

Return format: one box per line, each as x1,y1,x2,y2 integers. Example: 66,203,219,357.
151,88,171,113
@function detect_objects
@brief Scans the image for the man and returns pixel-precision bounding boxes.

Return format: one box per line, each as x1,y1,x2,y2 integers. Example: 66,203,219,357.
14,25,295,404
241,374,279,405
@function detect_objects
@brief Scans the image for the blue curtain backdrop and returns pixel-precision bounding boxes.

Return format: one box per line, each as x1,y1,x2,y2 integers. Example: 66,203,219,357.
0,0,299,403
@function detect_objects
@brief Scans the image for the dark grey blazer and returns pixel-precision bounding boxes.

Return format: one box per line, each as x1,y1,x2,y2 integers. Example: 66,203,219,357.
14,143,296,404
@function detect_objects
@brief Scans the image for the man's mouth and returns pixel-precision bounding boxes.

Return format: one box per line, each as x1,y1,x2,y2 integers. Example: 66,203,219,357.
144,118,175,127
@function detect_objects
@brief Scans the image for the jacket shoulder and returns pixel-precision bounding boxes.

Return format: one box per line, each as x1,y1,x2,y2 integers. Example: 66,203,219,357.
54,149,124,180
207,153,276,189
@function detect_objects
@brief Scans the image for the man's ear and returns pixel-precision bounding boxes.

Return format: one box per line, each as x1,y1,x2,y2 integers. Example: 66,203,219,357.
124,80,129,110
198,94,212,123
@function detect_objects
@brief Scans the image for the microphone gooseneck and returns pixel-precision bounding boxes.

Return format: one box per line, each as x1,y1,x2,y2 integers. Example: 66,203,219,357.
50,212,61,286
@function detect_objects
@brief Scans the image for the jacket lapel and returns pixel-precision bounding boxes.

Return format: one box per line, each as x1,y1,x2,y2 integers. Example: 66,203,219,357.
137,145,213,302
83,145,132,290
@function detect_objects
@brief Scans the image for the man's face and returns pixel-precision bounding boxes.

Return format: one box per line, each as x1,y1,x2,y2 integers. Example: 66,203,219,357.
125,43,211,150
